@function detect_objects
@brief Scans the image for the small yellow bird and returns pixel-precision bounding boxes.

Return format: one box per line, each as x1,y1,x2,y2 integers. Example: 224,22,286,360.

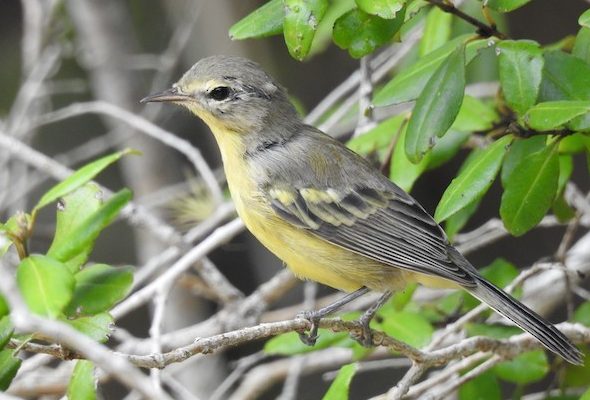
142,55,582,365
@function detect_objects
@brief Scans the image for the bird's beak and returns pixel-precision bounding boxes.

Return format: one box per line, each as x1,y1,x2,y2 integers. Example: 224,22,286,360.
140,87,191,104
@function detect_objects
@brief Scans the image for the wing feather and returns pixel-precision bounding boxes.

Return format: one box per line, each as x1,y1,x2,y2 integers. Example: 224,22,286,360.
266,185,476,286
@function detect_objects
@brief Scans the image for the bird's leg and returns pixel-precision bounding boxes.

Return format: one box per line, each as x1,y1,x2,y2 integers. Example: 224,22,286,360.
357,290,392,347
297,287,370,346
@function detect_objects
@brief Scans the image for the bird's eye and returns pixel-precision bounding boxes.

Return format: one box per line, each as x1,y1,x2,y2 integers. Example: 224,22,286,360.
208,86,231,101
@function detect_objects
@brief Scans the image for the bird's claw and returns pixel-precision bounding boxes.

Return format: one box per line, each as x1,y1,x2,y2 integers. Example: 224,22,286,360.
297,310,320,346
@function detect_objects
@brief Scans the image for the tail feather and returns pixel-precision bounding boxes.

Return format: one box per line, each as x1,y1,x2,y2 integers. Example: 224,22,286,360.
468,277,583,365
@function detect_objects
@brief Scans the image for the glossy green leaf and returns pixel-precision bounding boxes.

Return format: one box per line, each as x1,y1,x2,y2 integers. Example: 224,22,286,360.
17,255,75,318
573,27,590,64
539,51,590,102
524,101,590,131
34,149,136,214
229,0,284,40
374,35,492,106
444,198,480,240
390,125,429,192
484,0,531,12
347,114,405,158
0,316,13,350
67,360,96,400
435,135,513,222
427,130,471,171
264,330,348,355
553,191,576,223
377,311,433,347
283,0,328,60
497,40,543,115
65,264,133,316
501,135,546,187
574,302,590,326
451,96,499,133
500,142,559,236
333,7,405,59
322,363,358,400
559,133,590,154
494,350,549,384
309,0,356,56
405,45,466,162
67,313,113,343
0,349,21,391
557,155,573,195
579,9,590,28
458,370,501,400
355,0,405,19
47,183,103,273
389,283,417,311
47,189,132,263
419,7,452,56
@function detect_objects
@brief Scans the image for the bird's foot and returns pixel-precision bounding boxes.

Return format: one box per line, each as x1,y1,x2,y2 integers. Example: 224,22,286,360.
297,310,320,346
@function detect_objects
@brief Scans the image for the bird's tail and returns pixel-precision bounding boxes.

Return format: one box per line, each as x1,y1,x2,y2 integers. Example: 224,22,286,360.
468,277,583,365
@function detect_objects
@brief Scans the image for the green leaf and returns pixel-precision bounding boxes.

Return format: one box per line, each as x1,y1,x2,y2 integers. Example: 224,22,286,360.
484,0,531,12
333,7,405,59
283,0,328,60
524,101,590,131
451,96,499,133
347,114,405,158
405,44,466,162
494,350,549,384
390,124,429,192
435,135,513,222
559,133,590,154
0,349,21,391
67,360,96,400
65,264,133,316
229,0,284,40
374,36,491,106
573,27,590,64
557,155,573,195
574,302,590,326
427,130,471,171
458,370,501,400
444,198,480,240
309,0,356,57
563,346,590,388
466,322,522,339
322,363,358,400
419,6,452,56
500,142,560,236
66,313,113,343
376,311,433,347
355,0,405,19
553,191,576,223
47,183,103,273
33,149,136,214
17,255,75,318
264,330,348,355
0,316,13,349
497,40,543,115
582,387,590,400
539,51,590,102
501,135,546,187
579,9,590,28
0,295,8,318
47,189,132,263
389,283,417,311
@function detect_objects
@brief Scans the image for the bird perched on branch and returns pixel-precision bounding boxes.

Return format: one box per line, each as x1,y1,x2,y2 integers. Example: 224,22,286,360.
142,55,583,365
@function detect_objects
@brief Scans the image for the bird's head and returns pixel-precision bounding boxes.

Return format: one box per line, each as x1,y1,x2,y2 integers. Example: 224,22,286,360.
141,55,298,134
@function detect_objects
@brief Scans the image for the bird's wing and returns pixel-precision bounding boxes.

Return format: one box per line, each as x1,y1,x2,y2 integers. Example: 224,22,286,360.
265,183,477,287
